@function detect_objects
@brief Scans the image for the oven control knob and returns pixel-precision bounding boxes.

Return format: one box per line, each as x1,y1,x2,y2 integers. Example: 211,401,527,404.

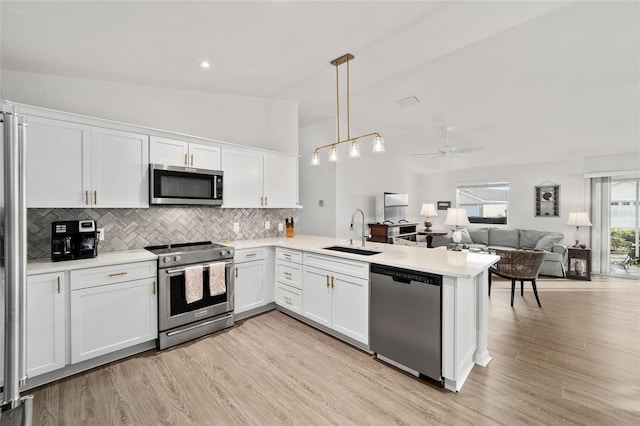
163,257,170,263
174,255,182,262
220,250,229,257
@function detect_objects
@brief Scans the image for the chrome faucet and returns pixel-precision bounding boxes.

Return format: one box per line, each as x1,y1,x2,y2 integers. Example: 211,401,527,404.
350,208,370,247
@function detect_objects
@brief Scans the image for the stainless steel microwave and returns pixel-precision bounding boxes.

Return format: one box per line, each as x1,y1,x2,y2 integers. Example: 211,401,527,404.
150,164,223,206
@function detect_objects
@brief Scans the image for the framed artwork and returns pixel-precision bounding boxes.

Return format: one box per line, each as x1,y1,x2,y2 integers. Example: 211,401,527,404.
437,201,451,211
535,184,560,217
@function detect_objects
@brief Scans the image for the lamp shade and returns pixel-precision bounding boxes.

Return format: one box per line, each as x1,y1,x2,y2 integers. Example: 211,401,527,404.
420,203,438,217
566,212,592,227
444,208,470,227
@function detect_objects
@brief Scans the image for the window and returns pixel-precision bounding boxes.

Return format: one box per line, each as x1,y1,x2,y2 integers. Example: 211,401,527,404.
456,182,509,225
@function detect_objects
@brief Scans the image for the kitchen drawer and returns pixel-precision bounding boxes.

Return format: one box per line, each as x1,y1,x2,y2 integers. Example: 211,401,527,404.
275,282,302,315
235,247,267,263
276,248,302,264
303,253,369,280
275,260,303,290
70,260,156,290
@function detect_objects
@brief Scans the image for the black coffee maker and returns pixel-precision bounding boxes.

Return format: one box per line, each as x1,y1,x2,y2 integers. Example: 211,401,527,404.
51,220,98,262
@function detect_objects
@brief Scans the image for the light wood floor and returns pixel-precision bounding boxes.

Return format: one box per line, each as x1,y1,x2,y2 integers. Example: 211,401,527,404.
31,275,640,425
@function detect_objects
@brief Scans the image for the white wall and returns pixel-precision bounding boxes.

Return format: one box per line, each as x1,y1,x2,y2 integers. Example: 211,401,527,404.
1,70,298,154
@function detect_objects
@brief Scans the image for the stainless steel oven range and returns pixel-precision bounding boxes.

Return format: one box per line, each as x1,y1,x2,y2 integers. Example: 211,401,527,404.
145,241,235,350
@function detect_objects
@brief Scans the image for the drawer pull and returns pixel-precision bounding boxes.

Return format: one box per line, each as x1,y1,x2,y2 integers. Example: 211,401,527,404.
245,253,257,257
57,276,61,294
108,272,128,277
283,296,292,304
283,253,291,258
283,271,292,278
153,280,156,295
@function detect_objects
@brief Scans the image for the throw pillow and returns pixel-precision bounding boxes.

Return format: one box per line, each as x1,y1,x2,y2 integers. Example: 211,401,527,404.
520,229,547,249
534,234,564,251
468,227,489,245
457,228,473,244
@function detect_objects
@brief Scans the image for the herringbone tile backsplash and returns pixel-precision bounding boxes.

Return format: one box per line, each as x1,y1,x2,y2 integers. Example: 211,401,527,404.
28,207,299,260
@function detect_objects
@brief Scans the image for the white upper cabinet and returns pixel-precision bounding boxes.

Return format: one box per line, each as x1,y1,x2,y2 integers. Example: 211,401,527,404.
26,116,149,208
26,116,92,208
221,148,264,208
150,136,221,170
222,147,298,208
263,153,298,208
91,127,149,208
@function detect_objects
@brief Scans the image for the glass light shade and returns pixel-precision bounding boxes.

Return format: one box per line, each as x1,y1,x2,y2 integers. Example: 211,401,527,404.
444,208,470,226
328,146,338,162
419,203,438,217
566,212,592,227
311,151,320,166
372,135,385,153
349,141,360,158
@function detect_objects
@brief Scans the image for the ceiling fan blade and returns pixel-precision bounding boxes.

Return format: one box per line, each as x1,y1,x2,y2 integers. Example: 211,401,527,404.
411,152,441,157
455,146,484,154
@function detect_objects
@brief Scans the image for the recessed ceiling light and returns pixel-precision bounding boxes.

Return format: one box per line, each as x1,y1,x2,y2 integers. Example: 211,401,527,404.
198,61,210,69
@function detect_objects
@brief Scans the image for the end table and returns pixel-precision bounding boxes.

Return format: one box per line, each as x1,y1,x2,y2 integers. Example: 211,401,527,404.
566,247,591,281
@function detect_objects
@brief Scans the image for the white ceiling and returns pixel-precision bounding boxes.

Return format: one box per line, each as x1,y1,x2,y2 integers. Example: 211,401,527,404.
1,0,638,171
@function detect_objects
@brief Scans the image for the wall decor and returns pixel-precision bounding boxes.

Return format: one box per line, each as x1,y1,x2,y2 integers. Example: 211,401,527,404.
437,201,451,210
535,182,560,217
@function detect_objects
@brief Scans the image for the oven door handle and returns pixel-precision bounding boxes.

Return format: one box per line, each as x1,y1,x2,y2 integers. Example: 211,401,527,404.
165,263,230,275
166,314,234,337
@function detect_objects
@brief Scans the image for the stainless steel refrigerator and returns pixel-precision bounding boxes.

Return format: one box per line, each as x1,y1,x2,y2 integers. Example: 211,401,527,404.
0,104,33,425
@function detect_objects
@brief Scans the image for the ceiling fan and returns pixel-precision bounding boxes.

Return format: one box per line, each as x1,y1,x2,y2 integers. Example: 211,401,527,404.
412,126,484,159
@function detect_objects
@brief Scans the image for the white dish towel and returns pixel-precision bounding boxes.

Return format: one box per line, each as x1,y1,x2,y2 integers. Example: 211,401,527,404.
184,265,204,304
208,262,226,296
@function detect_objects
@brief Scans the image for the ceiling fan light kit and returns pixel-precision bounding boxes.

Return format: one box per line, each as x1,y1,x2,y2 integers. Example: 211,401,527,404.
311,53,385,165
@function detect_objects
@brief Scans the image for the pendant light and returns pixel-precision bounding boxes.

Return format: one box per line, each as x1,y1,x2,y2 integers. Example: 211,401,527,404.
311,53,384,165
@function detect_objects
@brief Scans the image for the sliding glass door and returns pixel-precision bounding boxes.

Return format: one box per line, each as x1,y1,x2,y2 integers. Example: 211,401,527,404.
609,177,639,277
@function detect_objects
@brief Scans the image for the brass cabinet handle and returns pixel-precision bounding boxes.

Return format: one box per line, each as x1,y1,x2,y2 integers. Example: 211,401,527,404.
85,190,89,205
246,253,257,257
184,153,188,165
264,196,268,206
57,276,61,294
235,267,238,279
283,296,292,304
94,191,97,205
152,280,156,295
326,275,330,288
191,154,194,166
108,272,128,277
331,276,335,289
260,196,264,206
283,253,291,258
283,271,292,279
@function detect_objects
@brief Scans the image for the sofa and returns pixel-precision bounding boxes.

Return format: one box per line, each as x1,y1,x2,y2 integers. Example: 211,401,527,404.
438,227,568,278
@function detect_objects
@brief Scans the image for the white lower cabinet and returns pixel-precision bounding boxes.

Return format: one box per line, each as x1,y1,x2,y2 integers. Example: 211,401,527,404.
302,254,369,345
274,248,303,314
234,248,269,315
70,262,157,363
26,272,66,378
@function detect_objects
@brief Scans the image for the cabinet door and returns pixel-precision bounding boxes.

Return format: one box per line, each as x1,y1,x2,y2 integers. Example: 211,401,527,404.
221,148,263,208
70,278,157,363
26,272,66,377
26,116,91,208
150,136,189,167
234,260,266,314
332,273,369,345
189,143,221,170
302,266,332,328
91,127,149,208
263,154,298,208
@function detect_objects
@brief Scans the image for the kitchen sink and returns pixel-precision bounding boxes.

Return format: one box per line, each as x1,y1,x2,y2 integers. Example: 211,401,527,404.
323,246,382,256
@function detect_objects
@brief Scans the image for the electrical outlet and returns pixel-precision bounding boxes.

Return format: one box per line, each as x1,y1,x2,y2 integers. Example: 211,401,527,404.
278,222,284,232
233,223,239,233
265,220,270,230
97,228,105,241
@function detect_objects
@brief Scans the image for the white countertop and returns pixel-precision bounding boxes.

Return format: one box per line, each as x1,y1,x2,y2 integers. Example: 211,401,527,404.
222,234,499,278
27,249,158,275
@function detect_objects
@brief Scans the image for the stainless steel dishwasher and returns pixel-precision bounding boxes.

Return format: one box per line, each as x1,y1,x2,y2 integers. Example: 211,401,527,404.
369,263,442,383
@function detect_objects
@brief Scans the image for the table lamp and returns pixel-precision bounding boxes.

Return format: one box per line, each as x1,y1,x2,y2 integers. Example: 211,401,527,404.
419,203,438,231
566,211,592,247
444,208,470,251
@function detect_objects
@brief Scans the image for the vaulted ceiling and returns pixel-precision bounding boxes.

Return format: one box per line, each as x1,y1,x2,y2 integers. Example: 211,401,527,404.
1,1,638,171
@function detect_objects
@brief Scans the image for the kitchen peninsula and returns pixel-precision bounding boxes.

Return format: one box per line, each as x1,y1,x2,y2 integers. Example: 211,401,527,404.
226,234,499,392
